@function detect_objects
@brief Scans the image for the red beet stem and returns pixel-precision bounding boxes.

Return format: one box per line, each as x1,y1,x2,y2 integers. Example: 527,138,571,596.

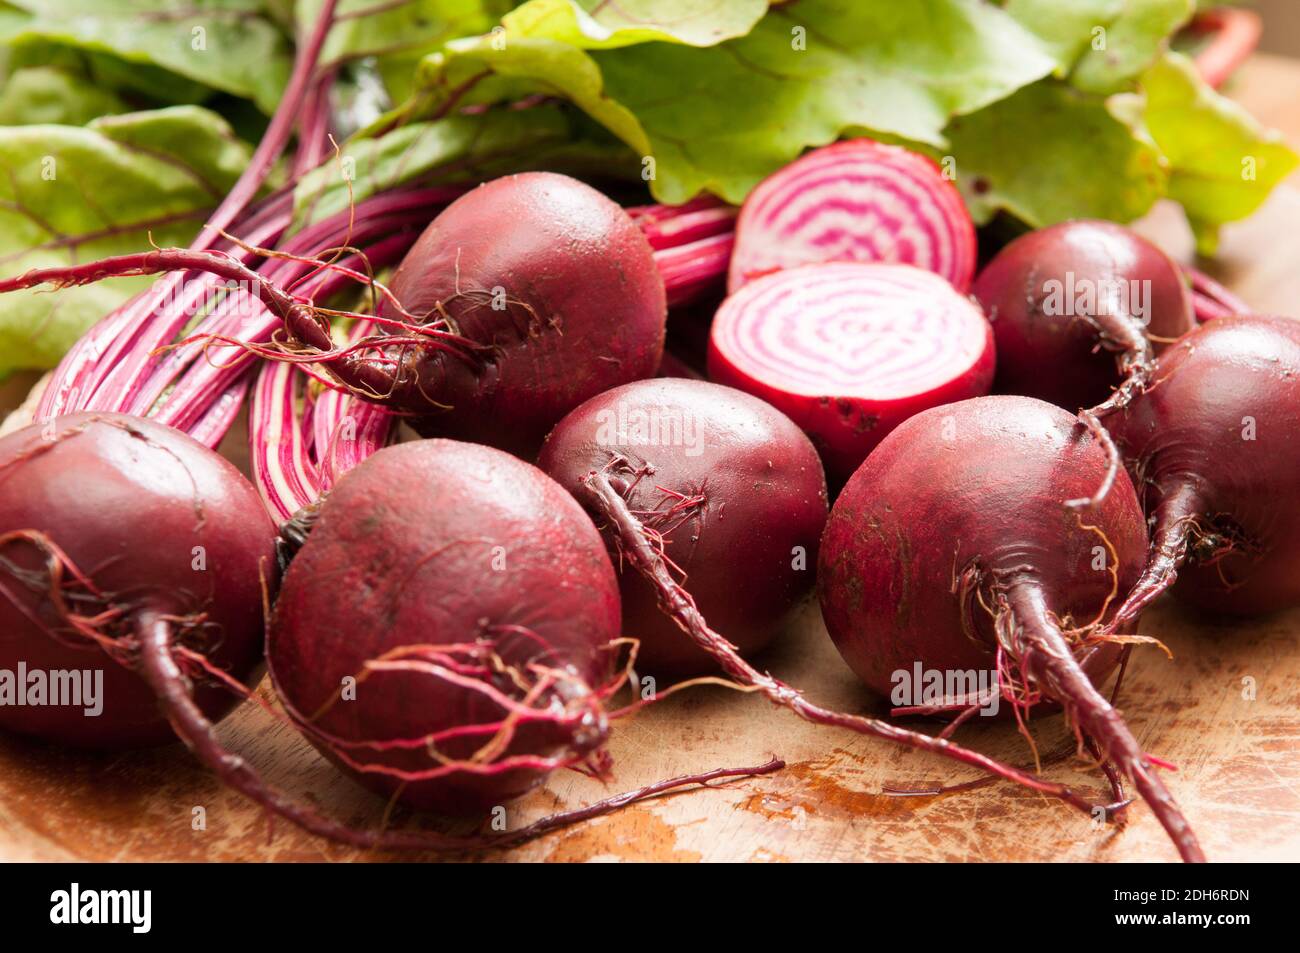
135,611,783,851
580,467,1130,821
0,250,304,322
0,248,475,407
37,1,341,423
1184,265,1250,323
198,1,340,255
1191,7,1262,89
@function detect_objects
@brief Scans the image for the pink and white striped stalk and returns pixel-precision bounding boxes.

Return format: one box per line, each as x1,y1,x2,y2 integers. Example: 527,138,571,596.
629,197,737,306
250,322,394,521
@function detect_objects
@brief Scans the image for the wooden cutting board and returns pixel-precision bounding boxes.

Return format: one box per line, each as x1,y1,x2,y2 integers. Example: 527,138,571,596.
2,62,1299,864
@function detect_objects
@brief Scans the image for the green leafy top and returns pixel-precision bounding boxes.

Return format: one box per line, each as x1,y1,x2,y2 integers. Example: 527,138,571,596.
1135,52,1297,253
297,0,509,71
0,0,293,114
413,0,1061,203
1004,0,1195,93
0,106,251,377
501,0,769,49
385,0,1294,241
0,66,129,126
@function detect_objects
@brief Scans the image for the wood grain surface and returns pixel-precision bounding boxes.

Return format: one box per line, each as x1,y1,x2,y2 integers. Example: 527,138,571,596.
1,61,1298,864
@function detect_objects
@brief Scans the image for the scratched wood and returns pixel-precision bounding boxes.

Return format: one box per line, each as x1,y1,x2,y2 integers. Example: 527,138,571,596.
2,66,1299,864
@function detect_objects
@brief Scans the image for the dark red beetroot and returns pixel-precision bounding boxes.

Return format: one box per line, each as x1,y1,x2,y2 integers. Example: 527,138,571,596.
0,413,275,748
973,221,1194,415
709,263,995,484
538,378,828,676
819,396,1203,862
1108,315,1300,625
545,381,1141,829
364,172,666,454
267,438,625,813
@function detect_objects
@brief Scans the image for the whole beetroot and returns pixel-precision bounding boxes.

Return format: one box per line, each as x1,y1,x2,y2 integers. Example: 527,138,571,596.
268,438,624,813
538,378,828,676
0,412,275,748
363,172,667,455
973,221,1194,415
1108,315,1300,624
819,395,1203,862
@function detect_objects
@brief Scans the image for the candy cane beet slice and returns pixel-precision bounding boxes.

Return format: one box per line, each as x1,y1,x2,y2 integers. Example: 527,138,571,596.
708,262,995,483
728,139,977,294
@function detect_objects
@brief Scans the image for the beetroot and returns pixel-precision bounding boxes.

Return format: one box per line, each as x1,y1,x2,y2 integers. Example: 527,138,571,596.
709,262,995,483
728,139,977,293
538,378,828,676
266,438,625,812
1108,315,1300,624
339,173,665,454
972,221,1194,415
0,413,275,748
818,395,1203,862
